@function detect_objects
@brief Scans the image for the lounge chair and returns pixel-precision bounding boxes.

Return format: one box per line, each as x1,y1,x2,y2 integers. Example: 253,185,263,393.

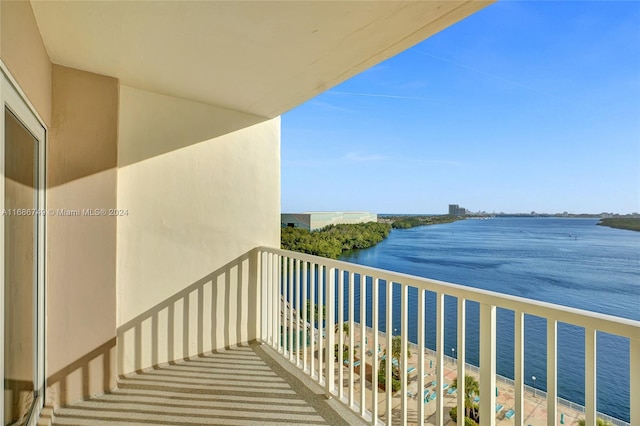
442,383,449,390
407,367,416,374
474,396,480,403
505,409,515,419
447,387,456,395
429,392,437,401
495,404,504,413
343,359,361,367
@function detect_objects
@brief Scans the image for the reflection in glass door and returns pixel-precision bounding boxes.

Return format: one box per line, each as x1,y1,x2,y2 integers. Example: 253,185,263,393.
3,109,37,426
1,71,45,426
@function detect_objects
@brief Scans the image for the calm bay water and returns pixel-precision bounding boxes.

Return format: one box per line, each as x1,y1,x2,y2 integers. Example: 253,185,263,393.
339,217,639,422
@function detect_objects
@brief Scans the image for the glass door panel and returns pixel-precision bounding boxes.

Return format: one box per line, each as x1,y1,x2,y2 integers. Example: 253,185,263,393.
3,109,37,426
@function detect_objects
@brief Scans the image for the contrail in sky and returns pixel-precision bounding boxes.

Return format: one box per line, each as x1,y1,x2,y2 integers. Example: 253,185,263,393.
328,91,429,101
415,50,567,103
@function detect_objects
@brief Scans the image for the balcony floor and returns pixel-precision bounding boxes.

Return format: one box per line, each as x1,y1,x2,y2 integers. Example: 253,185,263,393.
52,342,365,426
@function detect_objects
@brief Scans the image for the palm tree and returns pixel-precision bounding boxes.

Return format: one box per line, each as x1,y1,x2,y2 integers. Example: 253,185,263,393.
334,322,354,362
305,301,325,323
377,335,411,393
389,335,411,382
335,322,349,342
390,335,411,361
452,374,480,421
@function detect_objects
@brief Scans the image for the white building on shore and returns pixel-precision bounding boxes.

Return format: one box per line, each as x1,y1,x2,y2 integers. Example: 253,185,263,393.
281,211,377,231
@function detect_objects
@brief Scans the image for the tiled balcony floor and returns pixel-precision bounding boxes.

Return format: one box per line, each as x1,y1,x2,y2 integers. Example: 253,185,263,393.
53,342,364,426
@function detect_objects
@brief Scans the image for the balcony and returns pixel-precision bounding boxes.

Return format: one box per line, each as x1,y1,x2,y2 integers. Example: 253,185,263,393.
52,343,365,426
51,247,638,426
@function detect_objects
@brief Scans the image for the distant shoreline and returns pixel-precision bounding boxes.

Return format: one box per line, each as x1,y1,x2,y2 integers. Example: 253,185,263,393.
597,217,640,232
379,214,463,229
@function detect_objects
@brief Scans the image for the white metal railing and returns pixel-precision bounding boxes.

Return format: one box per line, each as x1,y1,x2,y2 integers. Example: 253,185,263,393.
257,247,640,426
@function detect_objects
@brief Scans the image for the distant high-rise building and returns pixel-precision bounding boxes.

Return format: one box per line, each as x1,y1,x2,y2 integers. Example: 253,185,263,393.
448,204,467,216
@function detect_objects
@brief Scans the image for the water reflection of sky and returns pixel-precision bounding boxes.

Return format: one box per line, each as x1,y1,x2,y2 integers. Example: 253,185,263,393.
340,217,638,421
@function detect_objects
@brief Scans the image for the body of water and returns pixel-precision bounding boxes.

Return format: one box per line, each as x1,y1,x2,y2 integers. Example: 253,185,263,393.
339,217,639,422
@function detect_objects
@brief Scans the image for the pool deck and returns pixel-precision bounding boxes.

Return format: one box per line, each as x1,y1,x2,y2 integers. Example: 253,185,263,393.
322,322,590,425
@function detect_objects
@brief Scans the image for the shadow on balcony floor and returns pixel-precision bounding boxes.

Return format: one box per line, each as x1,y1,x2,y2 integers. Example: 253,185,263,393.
53,342,364,425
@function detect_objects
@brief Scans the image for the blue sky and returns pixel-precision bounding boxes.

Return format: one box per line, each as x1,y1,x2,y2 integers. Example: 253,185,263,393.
281,1,640,215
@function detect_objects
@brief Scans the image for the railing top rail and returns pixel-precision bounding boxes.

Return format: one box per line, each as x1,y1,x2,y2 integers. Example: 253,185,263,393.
257,246,640,340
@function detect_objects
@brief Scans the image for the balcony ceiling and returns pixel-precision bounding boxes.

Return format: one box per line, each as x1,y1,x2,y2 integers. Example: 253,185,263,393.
31,1,491,118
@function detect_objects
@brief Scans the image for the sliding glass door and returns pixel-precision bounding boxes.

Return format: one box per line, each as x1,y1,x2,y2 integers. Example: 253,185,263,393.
1,71,46,426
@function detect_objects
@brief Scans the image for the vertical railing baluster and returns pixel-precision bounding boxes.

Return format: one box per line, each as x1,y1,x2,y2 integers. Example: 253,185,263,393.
360,274,367,416
296,259,302,366
514,310,524,426
277,255,283,354
417,288,425,426
260,251,265,342
547,319,558,426
400,283,408,426
302,260,308,371
326,267,336,397
272,253,277,349
372,278,380,425
385,281,393,426
338,270,345,400
631,337,640,426
258,250,263,344
456,298,466,426
265,252,271,346
264,251,269,344
349,272,356,406
435,292,444,426
283,257,288,356
585,327,596,426
310,263,316,379
479,303,496,426
318,265,324,384
289,257,294,361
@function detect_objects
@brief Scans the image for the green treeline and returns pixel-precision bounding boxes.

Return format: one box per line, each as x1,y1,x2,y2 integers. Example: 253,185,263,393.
281,222,391,259
597,218,640,232
387,215,461,229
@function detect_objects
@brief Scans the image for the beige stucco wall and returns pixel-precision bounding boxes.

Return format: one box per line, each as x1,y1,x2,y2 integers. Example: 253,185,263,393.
0,0,51,125
116,85,280,375
1,0,282,394
46,65,118,407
